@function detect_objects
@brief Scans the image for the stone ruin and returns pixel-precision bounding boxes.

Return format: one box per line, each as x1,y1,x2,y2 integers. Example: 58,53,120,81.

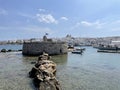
29,52,62,90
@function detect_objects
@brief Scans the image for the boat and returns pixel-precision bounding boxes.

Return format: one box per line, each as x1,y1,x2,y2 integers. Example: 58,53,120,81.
95,45,120,50
97,46,118,50
71,47,83,54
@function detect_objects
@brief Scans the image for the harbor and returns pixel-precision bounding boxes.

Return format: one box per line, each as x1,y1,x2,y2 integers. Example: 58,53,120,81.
1,0,120,90
0,36,120,90
1,46,120,90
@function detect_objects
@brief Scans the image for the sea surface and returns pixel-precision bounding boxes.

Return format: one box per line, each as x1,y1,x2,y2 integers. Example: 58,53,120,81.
0,45,120,90
0,44,22,50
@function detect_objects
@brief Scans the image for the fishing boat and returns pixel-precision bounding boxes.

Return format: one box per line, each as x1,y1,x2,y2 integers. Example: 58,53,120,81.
71,47,83,54
95,45,120,50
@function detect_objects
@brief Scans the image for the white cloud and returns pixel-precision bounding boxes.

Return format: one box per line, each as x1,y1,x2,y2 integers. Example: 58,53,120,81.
81,20,105,29
18,12,59,24
0,8,8,15
38,8,46,12
60,17,68,21
81,21,99,26
81,21,92,26
36,14,58,24
71,20,106,30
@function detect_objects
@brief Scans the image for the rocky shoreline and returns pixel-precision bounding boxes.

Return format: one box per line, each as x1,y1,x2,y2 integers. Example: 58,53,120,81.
0,49,22,53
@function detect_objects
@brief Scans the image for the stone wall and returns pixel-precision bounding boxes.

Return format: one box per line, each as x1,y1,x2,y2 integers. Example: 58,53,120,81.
22,41,67,55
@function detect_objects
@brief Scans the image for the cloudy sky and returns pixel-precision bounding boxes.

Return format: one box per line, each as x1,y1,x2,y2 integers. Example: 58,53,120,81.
0,0,120,40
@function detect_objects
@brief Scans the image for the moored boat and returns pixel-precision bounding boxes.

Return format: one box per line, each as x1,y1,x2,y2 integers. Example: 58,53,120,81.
71,47,83,54
96,45,120,50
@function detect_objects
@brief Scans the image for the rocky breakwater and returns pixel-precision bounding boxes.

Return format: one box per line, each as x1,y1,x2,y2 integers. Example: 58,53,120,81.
29,52,62,90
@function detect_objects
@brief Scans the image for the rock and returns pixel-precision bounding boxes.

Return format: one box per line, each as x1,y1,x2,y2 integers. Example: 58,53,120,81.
18,49,22,51
29,52,62,90
30,61,36,64
7,49,12,52
1,49,7,52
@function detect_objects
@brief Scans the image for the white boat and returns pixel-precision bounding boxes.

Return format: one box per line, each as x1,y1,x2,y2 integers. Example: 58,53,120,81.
71,47,83,54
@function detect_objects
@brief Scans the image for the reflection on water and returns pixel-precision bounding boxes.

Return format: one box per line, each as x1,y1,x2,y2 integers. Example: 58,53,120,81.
52,54,68,65
0,47,120,90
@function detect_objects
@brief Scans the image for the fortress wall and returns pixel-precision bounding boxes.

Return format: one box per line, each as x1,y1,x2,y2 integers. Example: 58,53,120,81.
22,42,67,55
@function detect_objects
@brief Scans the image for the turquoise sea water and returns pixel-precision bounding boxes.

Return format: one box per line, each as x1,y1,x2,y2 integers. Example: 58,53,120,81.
0,44,22,50
0,46,120,90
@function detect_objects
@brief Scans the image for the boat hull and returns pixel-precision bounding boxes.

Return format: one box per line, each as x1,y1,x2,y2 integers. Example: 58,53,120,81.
97,47,120,50
71,50,83,54
72,51,82,54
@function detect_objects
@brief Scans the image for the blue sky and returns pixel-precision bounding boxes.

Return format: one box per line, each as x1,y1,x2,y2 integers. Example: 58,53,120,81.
0,0,120,40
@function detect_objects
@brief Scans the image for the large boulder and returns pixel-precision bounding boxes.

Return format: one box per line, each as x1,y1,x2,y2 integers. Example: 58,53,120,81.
29,52,62,90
